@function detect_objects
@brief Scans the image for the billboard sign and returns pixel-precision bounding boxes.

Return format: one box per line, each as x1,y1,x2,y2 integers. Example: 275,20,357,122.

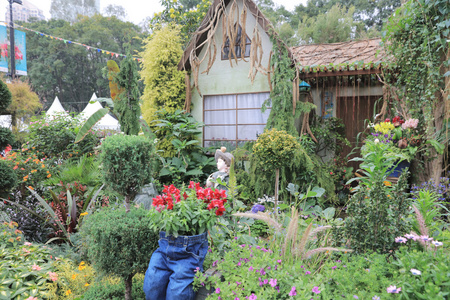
0,25,8,73
14,29,27,76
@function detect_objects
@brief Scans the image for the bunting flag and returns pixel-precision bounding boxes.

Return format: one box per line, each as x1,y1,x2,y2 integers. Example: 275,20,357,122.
3,22,143,62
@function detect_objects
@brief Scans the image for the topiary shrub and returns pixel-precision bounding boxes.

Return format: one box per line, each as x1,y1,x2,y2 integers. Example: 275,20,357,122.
99,134,154,211
81,206,158,300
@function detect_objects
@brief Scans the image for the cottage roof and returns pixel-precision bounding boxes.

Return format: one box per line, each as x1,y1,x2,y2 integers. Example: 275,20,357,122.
291,38,386,77
178,0,290,71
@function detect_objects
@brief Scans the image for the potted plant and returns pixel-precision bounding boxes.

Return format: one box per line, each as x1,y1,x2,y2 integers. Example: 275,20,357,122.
363,116,419,178
143,181,227,300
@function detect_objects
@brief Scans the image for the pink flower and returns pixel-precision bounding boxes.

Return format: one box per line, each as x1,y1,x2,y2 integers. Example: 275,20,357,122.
395,236,407,243
312,286,321,294
269,278,277,287
387,285,401,293
24,242,32,246
402,118,419,130
48,272,58,282
404,233,416,240
249,293,257,300
289,286,297,296
420,235,433,242
25,297,38,300
32,264,41,271
215,288,220,294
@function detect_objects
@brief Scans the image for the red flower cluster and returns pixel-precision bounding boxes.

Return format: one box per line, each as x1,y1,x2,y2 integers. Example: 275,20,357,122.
152,184,182,211
391,116,405,127
152,181,227,216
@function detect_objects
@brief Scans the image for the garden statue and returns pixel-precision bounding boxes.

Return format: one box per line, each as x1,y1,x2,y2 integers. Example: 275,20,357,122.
206,147,234,193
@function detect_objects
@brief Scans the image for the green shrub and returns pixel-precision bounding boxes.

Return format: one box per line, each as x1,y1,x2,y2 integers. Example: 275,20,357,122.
0,221,60,299
82,274,145,300
0,127,15,151
0,78,12,113
100,134,154,208
81,206,158,300
0,159,18,198
320,252,396,299
26,114,101,160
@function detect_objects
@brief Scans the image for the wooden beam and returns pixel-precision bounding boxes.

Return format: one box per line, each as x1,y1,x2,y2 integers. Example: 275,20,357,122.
301,68,382,79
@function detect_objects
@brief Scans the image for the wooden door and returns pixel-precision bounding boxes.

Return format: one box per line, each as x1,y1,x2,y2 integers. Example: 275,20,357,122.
337,95,379,172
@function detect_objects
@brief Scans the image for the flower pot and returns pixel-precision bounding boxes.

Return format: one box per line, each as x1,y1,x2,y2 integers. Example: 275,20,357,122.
143,231,209,300
387,160,410,178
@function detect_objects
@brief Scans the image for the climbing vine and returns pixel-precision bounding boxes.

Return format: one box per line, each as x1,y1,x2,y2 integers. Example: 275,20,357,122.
382,0,450,181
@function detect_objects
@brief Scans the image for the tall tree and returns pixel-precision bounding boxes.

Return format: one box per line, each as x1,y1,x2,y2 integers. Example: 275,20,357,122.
293,0,401,32
50,0,99,23
139,25,185,124
6,80,42,130
103,4,127,21
113,53,141,135
297,4,359,44
25,16,147,112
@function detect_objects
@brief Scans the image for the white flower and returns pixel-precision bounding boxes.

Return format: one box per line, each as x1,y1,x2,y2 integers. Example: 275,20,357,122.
432,240,443,247
374,138,380,144
410,268,421,275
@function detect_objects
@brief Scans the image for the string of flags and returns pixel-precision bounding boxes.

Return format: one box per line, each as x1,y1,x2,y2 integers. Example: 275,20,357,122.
3,22,142,62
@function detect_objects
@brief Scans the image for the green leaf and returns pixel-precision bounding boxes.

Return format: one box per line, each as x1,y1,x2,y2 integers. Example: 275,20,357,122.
75,108,110,143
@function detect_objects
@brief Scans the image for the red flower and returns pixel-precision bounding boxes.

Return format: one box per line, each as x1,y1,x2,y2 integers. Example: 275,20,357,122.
385,118,391,122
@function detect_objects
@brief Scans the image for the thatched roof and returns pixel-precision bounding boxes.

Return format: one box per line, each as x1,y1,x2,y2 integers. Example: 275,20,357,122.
291,38,386,76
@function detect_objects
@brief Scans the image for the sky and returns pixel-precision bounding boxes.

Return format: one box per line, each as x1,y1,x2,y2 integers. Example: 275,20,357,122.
1,0,308,26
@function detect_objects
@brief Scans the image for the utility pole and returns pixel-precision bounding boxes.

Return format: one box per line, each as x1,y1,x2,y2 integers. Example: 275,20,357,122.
8,0,22,79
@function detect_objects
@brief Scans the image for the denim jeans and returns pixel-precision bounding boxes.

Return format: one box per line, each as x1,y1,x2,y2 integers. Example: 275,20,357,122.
143,231,208,300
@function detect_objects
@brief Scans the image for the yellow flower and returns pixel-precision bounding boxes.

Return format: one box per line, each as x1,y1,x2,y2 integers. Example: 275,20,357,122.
78,261,86,271
383,180,392,187
16,236,21,241
85,283,90,287
41,164,45,168
80,212,88,217
169,8,175,13
65,289,72,295
72,274,78,280
170,13,175,18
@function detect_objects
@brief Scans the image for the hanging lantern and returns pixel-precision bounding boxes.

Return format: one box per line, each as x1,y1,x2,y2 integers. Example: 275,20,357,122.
299,80,311,93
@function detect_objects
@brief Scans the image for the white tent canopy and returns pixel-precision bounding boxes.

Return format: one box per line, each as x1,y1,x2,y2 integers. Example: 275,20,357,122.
46,96,69,119
80,93,120,130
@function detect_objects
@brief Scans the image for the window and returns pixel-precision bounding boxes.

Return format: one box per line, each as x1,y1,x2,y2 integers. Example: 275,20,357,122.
203,92,271,150
221,25,251,60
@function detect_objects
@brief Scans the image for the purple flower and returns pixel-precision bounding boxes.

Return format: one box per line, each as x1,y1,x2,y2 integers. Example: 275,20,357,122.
236,281,241,286
249,293,257,300
237,262,241,267
353,296,359,299
372,296,380,300
332,266,337,270
215,288,221,294
269,278,277,287
387,285,401,293
312,286,321,294
235,298,240,300
432,240,443,247
260,268,266,275
420,235,433,242
277,259,282,264
248,266,254,271
305,271,311,275
289,286,297,296
212,260,218,267
263,279,268,285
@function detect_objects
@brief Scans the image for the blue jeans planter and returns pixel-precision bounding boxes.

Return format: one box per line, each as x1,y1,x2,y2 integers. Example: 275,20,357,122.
143,231,208,300
387,160,410,177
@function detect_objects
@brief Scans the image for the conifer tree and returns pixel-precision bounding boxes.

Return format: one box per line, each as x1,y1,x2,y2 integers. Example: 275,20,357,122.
113,53,141,136
139,25,185,125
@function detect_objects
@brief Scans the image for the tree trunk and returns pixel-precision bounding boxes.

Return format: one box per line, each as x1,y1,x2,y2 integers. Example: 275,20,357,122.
124,274,133,300
274,168,279,219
